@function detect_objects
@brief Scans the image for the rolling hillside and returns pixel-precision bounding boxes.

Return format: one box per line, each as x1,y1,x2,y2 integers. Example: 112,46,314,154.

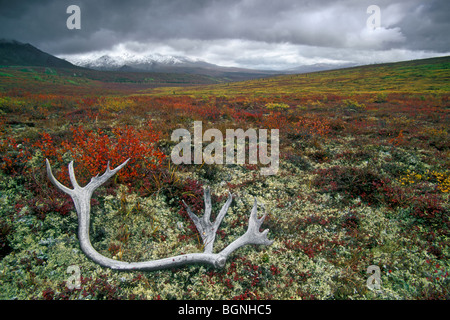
2,55,448,97
0,66,234,95
0,39,80,69
147,56,450,96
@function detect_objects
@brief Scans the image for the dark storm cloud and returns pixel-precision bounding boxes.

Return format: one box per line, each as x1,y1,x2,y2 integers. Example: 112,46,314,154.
1,0,241,53
396,0,450,52
0,0,449,67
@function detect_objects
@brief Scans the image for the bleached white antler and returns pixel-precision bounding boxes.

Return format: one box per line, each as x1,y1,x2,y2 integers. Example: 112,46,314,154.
46,159,273,271
182,187,232,254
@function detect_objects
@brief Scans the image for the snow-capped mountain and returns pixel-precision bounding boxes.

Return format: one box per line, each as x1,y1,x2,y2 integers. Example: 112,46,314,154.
58,51,284,80
0,39,362,82
61,51,358,76
60,52,216,72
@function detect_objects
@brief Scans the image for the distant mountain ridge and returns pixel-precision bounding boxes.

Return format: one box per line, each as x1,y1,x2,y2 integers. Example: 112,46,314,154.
0,39,80,69
61,52,211,71
0,39,280,80
61,52,358,75
0,39,368,79
60,51,284,79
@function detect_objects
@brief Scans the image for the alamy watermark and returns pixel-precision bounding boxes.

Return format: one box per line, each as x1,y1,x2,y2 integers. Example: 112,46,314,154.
171,121,279,175
66,5,81,30
366,265,382,290
67,5,380,32
66,265,81,290
367,5,381,30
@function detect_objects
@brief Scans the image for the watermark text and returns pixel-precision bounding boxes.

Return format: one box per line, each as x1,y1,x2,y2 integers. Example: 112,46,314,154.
171,121,279,175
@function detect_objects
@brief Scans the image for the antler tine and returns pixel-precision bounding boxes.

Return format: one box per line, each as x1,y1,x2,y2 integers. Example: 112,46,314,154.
84,159,130,194
183,189,235,254
218,198,273,260
182,200,202,231
247,198,273,246
213,191,232,230
68,161,81,190
203,187,212,222
46,159,75,196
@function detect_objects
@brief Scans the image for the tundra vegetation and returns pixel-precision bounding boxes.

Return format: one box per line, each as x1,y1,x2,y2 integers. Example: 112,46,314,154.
0,57,449,299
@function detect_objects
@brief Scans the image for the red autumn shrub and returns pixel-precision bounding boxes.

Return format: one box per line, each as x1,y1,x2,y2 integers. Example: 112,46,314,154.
38,121,166,186
313,166,384,205
294,115,331,137
0,121,166,219
410,193,449,231
0,136,33,175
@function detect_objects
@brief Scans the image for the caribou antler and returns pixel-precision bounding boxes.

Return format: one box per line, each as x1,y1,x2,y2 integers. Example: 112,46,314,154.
46,159,273,271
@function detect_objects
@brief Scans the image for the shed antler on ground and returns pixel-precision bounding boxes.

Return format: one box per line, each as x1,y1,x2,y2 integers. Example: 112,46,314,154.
46,159,273,271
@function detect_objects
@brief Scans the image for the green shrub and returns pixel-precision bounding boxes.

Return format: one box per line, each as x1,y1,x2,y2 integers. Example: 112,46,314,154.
342,99,366,110
265,102,290,110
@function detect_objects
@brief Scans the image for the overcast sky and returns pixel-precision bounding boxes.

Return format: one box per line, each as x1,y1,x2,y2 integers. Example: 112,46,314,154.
1,0,449,69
